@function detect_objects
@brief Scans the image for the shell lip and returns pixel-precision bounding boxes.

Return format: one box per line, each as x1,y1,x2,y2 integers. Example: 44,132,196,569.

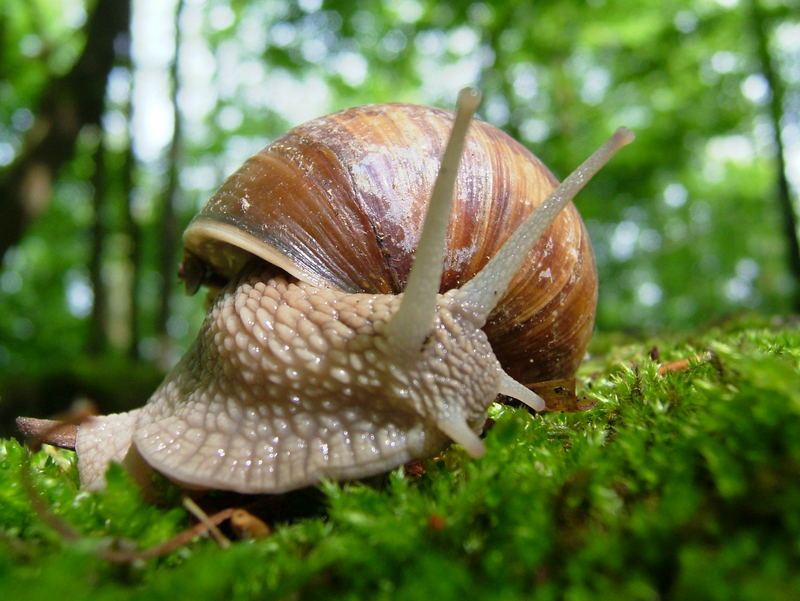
183,217,330,289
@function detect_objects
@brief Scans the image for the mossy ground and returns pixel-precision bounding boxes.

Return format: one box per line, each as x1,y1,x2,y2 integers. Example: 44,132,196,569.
2,316,799,600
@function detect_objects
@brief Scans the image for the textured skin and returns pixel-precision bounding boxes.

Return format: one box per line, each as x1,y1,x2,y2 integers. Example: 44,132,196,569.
76,409,141,490
124,267,501,493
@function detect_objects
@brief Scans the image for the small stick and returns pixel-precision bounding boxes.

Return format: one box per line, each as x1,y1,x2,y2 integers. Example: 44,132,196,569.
99,507,237,562
16,417,77,450
658,353,711,375
182,496,232,549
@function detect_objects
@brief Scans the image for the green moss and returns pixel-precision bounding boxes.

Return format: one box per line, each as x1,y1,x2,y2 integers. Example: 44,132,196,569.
2,318,799,600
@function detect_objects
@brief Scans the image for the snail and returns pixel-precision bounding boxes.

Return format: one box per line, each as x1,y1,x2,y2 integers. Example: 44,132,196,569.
21,89,633,494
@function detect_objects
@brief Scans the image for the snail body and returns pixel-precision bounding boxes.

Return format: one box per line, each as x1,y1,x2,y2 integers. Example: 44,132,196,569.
72,89,633,494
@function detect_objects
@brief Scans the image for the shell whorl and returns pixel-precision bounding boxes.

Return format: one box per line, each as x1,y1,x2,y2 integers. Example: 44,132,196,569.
183,103,597,387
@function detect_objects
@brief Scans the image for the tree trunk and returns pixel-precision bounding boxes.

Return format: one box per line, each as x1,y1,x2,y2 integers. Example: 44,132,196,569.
114,20,142,360
87,132,109,354
156,0,186,367
0,0,131,261
749,0,800,311
122,101,142,360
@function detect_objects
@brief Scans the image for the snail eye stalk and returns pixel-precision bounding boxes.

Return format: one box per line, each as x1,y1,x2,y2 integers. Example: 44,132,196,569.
461,127,635,323
386,87,482,355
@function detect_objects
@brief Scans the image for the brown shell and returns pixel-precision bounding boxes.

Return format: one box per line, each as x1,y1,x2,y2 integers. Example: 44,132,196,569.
183,103,597,387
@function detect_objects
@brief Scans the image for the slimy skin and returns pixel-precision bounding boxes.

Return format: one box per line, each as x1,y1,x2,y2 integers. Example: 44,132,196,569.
79,268,503,493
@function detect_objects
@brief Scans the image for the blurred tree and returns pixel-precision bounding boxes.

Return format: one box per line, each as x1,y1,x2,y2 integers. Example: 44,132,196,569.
748,0,800,311
0,0,130,260
118,34,142,360
87,128,109,354
154,0,185,368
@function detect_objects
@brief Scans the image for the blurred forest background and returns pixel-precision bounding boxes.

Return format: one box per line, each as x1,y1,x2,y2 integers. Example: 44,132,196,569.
1,0,798,431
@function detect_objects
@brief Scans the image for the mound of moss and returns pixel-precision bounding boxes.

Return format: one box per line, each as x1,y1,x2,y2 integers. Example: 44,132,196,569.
2,317,799,600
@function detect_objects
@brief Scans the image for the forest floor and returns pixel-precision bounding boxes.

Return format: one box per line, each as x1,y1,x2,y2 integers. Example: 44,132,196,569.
1,315,799,600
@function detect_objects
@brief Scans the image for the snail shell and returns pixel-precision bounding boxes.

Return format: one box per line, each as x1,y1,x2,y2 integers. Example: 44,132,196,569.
183,103,597,389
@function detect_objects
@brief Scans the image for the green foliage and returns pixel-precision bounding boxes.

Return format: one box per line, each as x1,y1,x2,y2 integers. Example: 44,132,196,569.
1,319,799,599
